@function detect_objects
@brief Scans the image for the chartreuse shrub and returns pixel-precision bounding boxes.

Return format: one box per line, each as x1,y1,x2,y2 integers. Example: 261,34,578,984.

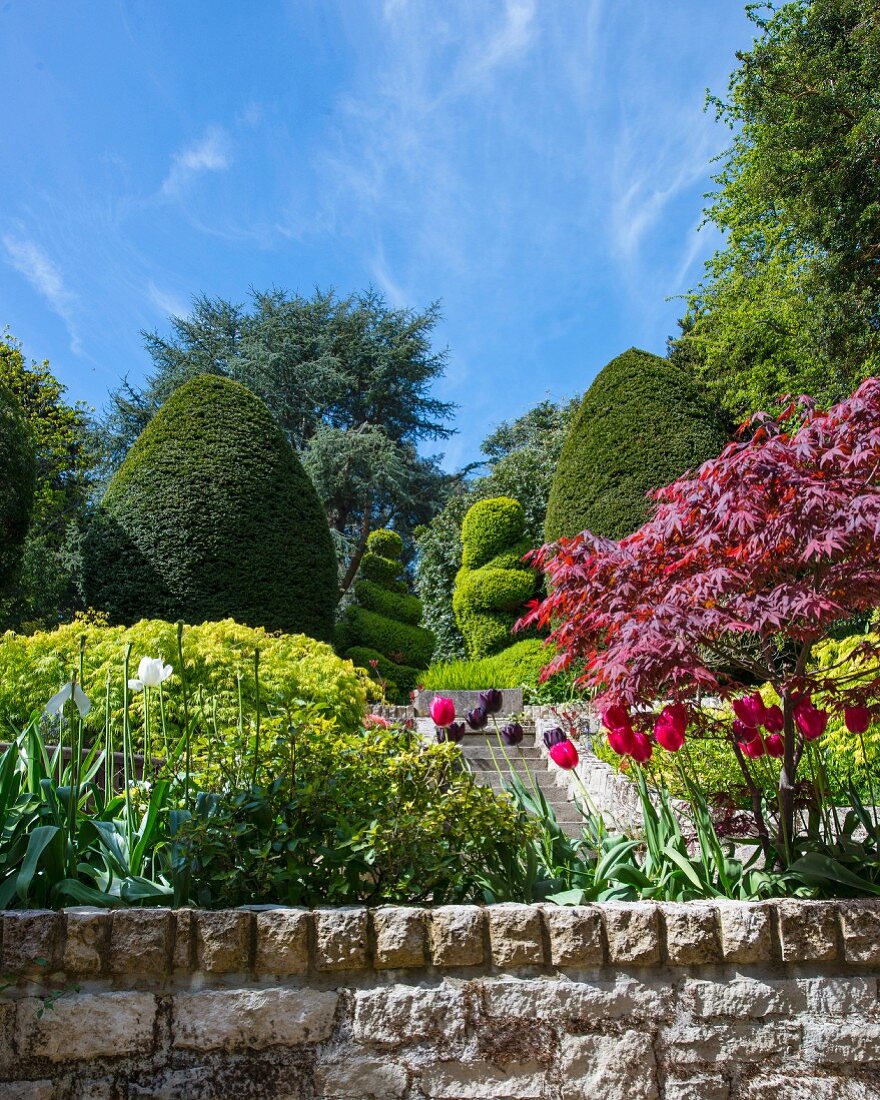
0,616,368,738
422,638,551,690
337,528,434,700
544,348,729,541
0,383,36,590
453,498,538,659
85,375,338,641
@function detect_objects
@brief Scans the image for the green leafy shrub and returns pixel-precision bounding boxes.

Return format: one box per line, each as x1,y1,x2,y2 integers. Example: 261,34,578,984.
85,374,338,641
0,383,36,591
544,348,730,541
422,638,553,690
453,497,538,658
0,616,368,737
337,528,434,699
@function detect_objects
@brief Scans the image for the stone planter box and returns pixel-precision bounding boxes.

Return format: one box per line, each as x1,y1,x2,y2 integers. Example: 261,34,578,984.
414,687,523,717
2,899,880,1096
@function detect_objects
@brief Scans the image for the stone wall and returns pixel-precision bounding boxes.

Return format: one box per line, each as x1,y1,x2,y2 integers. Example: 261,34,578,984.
2,901,880,1099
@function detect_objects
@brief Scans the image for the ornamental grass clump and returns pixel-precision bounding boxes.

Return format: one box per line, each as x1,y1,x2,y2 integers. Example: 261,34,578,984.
525,378,880,887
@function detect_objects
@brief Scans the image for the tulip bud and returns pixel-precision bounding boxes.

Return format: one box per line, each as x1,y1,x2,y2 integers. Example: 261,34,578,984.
629,730,653,763
501,722,524,746
763,704,784,733
602,704,631,732
446,721,466,743
765,733,784,758
794,699,828,741
549,739,579,769
741,736,766,758
733,719,758,744
479,688,503,714
429,696,456,728
732,693,767,728
845,706,871,734
542,726,566,748
607,725,637,756
654,711,685,752
466,706,488,730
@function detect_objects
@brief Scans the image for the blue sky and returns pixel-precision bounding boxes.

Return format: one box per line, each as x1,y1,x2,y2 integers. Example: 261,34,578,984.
1,0,755,470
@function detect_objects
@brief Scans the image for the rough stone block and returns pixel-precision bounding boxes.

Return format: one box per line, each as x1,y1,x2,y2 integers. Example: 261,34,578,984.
542,905,603,967
681,976,804,1018
72,1079,116,1100
487,903,544,967
839,901,880,965
419,1061,545,1099
802,976,877,1016
194,909,252,973
110,908,171,977
171,908,194,971
254,908,309,975
803,1018,880,1064
663,903,722,965
716,902,772,964
560,1032,658,1100
739,1075,877,1099
313,907,368,971
0,1083,55,1100
2,910,62,976
353,984,467,1048
316,1052,408,1098
776,900,838,962
173,988,337,1051
663,1074,729,1100
372,907,427,969
659,1021,801,1065
429,905,484,967
16,992,156,1061
602,903,661,966
62,909,109,978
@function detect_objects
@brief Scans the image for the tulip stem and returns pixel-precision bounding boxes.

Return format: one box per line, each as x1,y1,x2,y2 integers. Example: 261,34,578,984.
122,643,134,856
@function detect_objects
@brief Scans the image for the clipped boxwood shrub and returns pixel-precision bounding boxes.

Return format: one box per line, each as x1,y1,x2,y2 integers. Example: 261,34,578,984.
85,375,338,641
337,528,434,700
453,497,538,659
0,383,36,590
544,348,730,541
0,616,368,736
421,638,554,690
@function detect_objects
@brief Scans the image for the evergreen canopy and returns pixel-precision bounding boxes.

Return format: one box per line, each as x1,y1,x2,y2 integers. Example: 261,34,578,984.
0,384,36,592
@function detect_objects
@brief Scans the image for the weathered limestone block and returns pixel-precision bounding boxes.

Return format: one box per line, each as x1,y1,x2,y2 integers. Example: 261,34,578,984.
803,1018,880,1064
62,908,109,978
173,988,338,1051
419,1061,546,1099
776,900,838,962
2,910,62,976
479,974,665,1024
715,902,772,964
739,1075,877,1099
802,976,877,1016
72,1078,116,1100
663,1073,729,1100
658,1021,801,1065
487,903,544,967
315,1051,409,1098
838,901,880,965
194,909,252,973
16,992,156,1061
171,908,194,971
429,905,484,967
353,983,467,1048
313,907,368,971
254,908,309,975
0,1083,55,1099
680,976,804,1018
560,1032,658,1100
110,908,171,977
542,905,603,967
371,906,427,968
663,903,722,965
602,902,661,966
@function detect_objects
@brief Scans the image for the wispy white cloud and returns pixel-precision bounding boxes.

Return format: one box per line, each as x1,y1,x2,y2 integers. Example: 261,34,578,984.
162,125,232,196
2,235,83,354
146,280,188,319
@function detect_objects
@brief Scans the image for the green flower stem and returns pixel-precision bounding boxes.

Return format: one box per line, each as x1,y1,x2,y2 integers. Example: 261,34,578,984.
122,643,134,854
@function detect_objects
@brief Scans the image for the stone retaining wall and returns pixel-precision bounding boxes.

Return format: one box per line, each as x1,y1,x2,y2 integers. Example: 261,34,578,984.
2,901,880,1098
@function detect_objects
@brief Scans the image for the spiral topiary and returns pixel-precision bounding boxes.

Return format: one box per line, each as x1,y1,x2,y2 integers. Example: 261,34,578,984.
337,527,434,700
0,383,36,593
84,374,338,641
452,497,538,659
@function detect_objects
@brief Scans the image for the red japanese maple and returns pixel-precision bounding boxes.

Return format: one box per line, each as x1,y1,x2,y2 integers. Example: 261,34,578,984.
522,378,880,847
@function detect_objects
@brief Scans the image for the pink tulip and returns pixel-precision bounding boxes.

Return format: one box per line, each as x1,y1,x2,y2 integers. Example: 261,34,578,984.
732,693,767,728
629,731,653,764
763,704,784,733
654,714,685,753
741,736,766,758
845,706,871,734
602,704,631,732
607,725,637,757
549,740,579,770
732,719,758,744
765,733,784,758
429,696,456,728
794,698,828,741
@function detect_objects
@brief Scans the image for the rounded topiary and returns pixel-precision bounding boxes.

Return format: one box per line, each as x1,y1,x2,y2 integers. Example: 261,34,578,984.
0,383,36,591
544,348,730,542
85,375,338,640
337,527,434,700
453,497,538,659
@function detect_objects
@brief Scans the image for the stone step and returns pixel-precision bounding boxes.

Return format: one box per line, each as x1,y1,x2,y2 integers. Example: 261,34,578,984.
459,747,545,763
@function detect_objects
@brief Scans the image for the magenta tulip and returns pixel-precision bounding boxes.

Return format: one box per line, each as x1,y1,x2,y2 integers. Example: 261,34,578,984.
765,733,784,758
602,704,631,732
548,739,579,770
629,730,653,763
741,735,766,758
732,719,758,744
763,704,784,733
794,699,828,741
607,725,637,757
430,696,456,728
732,693,767,728
654,714,685,753
845,706,871,734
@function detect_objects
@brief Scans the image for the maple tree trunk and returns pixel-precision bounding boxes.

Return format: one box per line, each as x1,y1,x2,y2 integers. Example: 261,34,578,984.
779,688,796,863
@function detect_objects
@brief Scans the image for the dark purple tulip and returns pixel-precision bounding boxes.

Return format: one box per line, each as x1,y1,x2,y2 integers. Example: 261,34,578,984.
501,722,524,747
466,706,488,730
446,721,466,743
479,688,503,715
543,726,566,748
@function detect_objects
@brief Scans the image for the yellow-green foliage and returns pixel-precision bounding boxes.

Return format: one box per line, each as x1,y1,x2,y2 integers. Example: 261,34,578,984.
812,633,880,790
0,616,368,736
422,638,554,691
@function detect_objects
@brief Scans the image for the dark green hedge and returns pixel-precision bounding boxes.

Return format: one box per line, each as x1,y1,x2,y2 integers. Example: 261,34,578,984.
84,375,338,641
460,497,526,569
355,579,422,626
0,384,36,591
344,606,435,671
345,645,422,698
544,348,730,541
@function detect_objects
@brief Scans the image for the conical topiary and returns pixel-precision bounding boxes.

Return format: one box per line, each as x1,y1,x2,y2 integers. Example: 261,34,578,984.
0,383,36,592
84,374,338,640
544,348,730,542
337,528,434,700
452,497,538,659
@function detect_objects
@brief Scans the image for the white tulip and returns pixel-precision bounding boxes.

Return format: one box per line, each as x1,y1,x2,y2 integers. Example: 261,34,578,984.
45,682,91,718
128,656,173,692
